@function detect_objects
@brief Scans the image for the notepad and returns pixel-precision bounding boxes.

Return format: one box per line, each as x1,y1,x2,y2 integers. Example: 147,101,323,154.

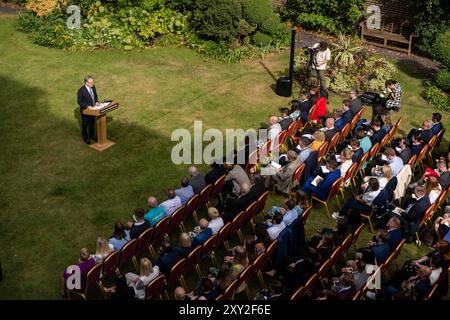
311,175,322,187
392,207,405,215
271,161,281,170
321,166,330,173
335,155,342,162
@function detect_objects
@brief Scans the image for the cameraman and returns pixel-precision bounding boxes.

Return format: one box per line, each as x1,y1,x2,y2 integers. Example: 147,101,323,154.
373,80,403,118
310,41,331,97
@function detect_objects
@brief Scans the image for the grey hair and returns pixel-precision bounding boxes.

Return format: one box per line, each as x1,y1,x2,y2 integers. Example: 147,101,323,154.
84,75,93,83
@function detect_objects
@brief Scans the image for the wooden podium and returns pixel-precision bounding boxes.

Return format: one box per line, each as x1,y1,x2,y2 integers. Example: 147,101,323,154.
82,101,119,152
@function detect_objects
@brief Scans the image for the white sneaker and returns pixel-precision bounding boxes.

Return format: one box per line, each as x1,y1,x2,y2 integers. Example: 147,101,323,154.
331,212,341,220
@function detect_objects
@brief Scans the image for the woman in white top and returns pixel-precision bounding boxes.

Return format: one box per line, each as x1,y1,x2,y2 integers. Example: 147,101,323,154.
426,176,442,204
339,148,353,179
207,207,224,235
93,237,113,263
125,257,160,300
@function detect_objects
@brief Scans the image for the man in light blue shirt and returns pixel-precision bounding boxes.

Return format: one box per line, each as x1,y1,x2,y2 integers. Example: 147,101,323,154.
175,176,195,205
296,137,311,164
385,147,404,176
144,196,165,227
160,189,182,216
282,198,300,226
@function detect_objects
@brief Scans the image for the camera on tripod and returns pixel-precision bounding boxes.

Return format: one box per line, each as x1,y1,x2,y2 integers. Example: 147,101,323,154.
304,46,319,56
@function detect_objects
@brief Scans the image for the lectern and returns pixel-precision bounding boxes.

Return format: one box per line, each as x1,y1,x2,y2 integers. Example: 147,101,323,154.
82,101,119,152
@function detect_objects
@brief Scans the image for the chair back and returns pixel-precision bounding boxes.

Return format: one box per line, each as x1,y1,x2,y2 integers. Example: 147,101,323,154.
168,206,185,234
201,234,217,256
252,252,266,272
343,162,358,184
290,285,306,300
317,142,329,161
379,133,390,148
265,240,278,261
223,279,239,300
211,175,226,199
216,222,232,249
101,250,120,279
291,164,305,188
340,234,353,252
185,194,199,221
229,211,245,236
339,123,351,143
368,142,380,159
144,274,166,300
301,206,313,224
308,104,317,121
119,238,137,268
168,258,187,286
255,191,270,215
243,201,258,224
356,152,369,173
85,263,102,294
136,228,154,257
185,245,203,272
273,130,288,150
352,224,365,243
416,145,429,164
153,216,170,244
197,184,213,210
328,132,341,153
237,264,254,287
407,154,417,167
287,121,298,137
327,177,344,200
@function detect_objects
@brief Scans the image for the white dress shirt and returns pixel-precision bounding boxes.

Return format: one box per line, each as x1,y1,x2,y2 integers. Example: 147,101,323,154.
160,196,182,216
208,217,224,235
267,222,286,240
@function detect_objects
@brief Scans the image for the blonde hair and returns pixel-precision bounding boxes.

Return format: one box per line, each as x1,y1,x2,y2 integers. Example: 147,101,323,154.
179,232,192,248
341,148,353,161
95,237,112,257
382,165,393,180
314,131,325,142
208,207,220,219
426,176,440,194
233,246,249,266
139,257,154,277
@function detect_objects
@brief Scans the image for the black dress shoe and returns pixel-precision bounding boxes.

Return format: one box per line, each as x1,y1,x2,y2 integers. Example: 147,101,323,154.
84,139,91,145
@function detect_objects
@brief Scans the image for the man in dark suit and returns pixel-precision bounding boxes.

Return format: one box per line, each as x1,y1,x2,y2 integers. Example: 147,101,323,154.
431,113,443,135
386,216,403,251
369,120,387,145
400,186,430,233
397,138,412,164
77,75,99,144
279,108,294,131
301,158,341,200
191,218,213,247
323,118,337,142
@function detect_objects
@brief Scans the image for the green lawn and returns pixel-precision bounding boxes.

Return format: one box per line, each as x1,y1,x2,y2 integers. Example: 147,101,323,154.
0,13,448,299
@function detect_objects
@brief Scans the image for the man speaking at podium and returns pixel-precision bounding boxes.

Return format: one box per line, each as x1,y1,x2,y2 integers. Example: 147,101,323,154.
77,75,99,144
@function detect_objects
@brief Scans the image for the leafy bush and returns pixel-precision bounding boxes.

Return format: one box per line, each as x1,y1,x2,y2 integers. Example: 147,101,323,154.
432,30,450,68
164,0,195,13
412,0,450,57
18,10,41,33
282,0,365,34
191,0,242,42
138,8,187,40
252,31,272,47
33,10,74,48
434,69,450,92
25,0,67,17
331,34,363,67
242,0,281,35
359,56,398,92
424,82,450,112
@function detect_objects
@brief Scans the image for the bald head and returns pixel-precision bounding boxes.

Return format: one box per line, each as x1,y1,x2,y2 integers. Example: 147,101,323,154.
199,218,209,229
174,287,186,300
148,196,158,208
326,118,335,128
269,116,279,126
188,166,199,177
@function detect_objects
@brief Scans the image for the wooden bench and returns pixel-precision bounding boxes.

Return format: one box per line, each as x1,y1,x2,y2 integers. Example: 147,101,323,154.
360,17,415,55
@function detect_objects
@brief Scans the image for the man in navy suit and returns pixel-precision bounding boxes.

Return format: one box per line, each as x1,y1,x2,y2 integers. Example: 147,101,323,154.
301,158,341,200
400,186,431,233
369,120,387,145
77,75,99,144
386,216,403,251
431,113,443,135
335,100,354,131
155,240,181,277
191,218,213,248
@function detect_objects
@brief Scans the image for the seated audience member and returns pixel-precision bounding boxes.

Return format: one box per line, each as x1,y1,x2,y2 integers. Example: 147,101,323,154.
296,137,312,164
224,162,251,196
383,264,432,300
369,120,387,145
365,164,393,190
396,185,430,234
373,147,403,177
349,88,363,114
144,196,165,227
396,138,412,164
128,208,151,239
265,150,300,194
288,99,301,121
254,280,285,300
222,183,252,220
341,100,354,124
301,158,341,200
160,189,182,216
386,216,403,251
341,260,369,291
436,160,450,189
380,113,392,132
357,129,372,153
122,258,160,300
175,233,192,258
205,162,225,185
297,190,311,210
207,207,224,235
175,176,194,205
332,178,380,219
188,165,206,194
410,133,423,155
191,218,213,247
279,107,294,131
333,109,345,131
331,272,356,300
425,176,442,204
228,246,250,294
297,92,313,123
434,209,450,240
109,221,131,250
188,277,217,300
367,230,391,263
268,115,282,149
267,198,300,226
349,138,364,163
155,240,180,277
309,86,327,123
266,212,287,240
309,131,326,152
431,112,443,135
93,237,113,263
174,287,191,301
412,120,434,144
338,148,354,178
61,248,96,297
321,118,338,142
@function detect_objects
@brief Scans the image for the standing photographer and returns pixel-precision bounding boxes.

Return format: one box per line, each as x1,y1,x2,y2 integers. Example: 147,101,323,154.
310,41,331,97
